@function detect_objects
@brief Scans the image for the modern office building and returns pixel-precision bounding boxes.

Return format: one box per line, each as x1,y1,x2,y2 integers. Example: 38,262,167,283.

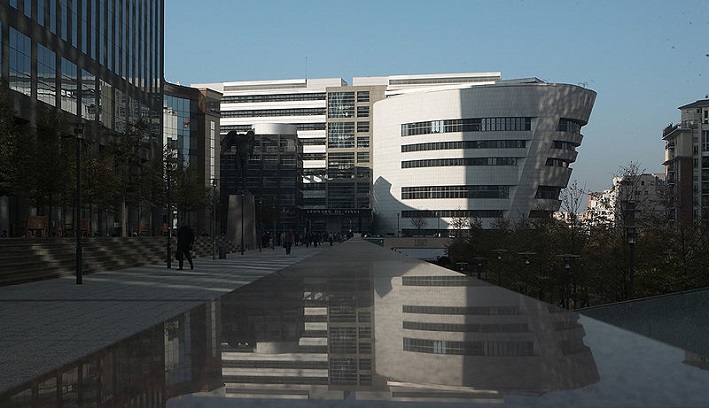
192,78,344,208
372,78,596,234
163,82,222,234
0,0,164,236
193,74,595,236
663,99,709,225
219,123,302,239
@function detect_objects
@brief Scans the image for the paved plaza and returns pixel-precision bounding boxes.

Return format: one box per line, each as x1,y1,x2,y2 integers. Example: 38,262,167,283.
0,244,328,394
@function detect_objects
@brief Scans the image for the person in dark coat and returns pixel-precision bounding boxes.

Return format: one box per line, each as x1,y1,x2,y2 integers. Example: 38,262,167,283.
176,223,195,270
284,229,294,255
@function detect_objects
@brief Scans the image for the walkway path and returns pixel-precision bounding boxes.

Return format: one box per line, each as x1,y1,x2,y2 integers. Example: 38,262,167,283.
0,244,328,394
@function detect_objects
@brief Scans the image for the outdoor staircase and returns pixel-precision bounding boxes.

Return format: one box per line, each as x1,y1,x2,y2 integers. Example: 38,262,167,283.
0,236,238,287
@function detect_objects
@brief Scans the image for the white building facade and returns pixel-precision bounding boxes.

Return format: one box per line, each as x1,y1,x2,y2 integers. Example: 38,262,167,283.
372,78,596,235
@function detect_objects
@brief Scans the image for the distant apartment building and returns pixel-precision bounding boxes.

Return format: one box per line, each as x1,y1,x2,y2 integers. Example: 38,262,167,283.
585,173,666,226
663,99,709,225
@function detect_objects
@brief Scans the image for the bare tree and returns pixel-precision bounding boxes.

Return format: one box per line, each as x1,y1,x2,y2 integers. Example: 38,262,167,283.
410,215,428,236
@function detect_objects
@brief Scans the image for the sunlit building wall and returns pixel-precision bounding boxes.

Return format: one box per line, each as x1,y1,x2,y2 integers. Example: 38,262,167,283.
372,79,596,234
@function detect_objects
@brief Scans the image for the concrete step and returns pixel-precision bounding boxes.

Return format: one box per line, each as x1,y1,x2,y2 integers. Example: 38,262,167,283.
0,235,237,286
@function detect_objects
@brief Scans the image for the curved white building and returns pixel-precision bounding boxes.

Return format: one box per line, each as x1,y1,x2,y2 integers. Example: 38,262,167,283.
372,78,596,234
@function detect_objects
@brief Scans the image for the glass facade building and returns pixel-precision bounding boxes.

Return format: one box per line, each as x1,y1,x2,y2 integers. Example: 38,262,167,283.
163,82,222,234
0,0,164,236
2,0,163,130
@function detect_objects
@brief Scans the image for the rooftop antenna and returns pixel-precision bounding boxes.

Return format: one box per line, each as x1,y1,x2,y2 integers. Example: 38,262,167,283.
305,56,308,84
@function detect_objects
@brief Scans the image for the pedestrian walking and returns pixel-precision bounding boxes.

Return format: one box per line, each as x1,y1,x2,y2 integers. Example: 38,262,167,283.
284,229,294,255
176,223,195,270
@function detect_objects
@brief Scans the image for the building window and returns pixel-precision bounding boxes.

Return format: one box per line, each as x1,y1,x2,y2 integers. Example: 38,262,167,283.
60,0,68,41
553,140,577,151
357,106,369,118
401,117,532,136
9,28,31,97
328,152,355,179
402,157,517,168
49,0,57,33
401,185,510,200
357,152,370,163
357,121,369,133
71,0,78,48
37,0,45,26
328,122,355,148
535,185,561,200
98,79,113,129
222,93,325,103
60,57,78,114
221,107,325,118
81,69,96,120
545,158,569,168
403,338,534,356
402,209,503,218
357,91,370,103
37,44,57,106
328,92,355,118
356,137,370,148
402,140,526,152
558,118,582,133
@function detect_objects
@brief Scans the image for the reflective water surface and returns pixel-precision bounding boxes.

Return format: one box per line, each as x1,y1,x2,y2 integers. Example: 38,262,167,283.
3,242,708,407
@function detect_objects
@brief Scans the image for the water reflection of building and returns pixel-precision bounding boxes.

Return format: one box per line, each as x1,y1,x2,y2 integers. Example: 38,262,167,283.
218,266,376,399
371,253,600,397
0,302,220,407
214,239,598,403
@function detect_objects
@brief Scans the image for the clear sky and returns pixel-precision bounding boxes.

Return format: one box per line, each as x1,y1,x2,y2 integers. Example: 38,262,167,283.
165,0,709,193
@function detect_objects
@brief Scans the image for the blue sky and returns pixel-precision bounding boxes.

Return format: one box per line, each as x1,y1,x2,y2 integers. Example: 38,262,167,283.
165,0,709,193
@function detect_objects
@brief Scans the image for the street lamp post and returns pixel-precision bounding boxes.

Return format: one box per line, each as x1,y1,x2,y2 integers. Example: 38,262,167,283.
272,200,276,250
74,124,83,285
558,253,580,309
491,249,507,285
518,251,537,295
473,257,486,280
240,190,245,255
397,212,400,237
258,198,263,252
166,159,172,268
437,212,440,238
212,178,217,260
